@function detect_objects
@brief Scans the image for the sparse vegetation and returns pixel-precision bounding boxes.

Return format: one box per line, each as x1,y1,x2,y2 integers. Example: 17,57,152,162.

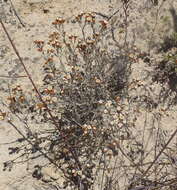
153,32,177,106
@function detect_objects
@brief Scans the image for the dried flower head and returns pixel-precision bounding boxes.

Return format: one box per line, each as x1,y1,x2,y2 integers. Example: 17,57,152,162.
94,77,101,84
36,103,46,110
105,100,112,107
98,99,104,104
44,57,53,64
77,43,87,52
52,18,65,25
0,111,6,120
34,40,44,46
18,96,25,103
44,86,55,95
68,35,78,43
86,38,95,45
99,20,108,29
47,49,55,54
51,41,62,49
85,14,95,24
51,97,58,103
49,32,59,41
75,12,85,22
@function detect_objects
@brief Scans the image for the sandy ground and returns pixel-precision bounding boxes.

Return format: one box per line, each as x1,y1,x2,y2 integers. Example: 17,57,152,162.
0,0,177,189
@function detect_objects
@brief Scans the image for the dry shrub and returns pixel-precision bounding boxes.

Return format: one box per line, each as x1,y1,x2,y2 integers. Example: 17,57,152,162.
2,12,132,190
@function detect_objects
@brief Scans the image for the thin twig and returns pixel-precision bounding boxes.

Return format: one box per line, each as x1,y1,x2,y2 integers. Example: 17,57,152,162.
0,18,82,172
93,4,123,21
143,128,177,177
9,0,25,27
0,19,59,130
7,120,60,170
